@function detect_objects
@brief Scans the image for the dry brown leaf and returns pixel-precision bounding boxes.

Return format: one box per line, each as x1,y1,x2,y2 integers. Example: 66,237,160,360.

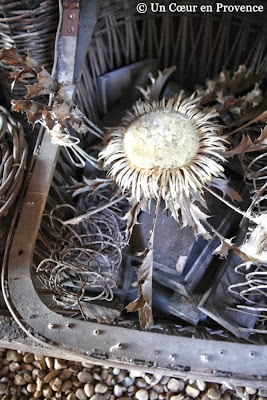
122,197,149,243
210,177,242,201
225,125,267,157
0,47,39,88
126,246,154,329
138,66,176,102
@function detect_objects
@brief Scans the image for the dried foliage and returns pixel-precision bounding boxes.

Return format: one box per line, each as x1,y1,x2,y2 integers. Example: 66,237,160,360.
0,47,102,167
100,65,267,329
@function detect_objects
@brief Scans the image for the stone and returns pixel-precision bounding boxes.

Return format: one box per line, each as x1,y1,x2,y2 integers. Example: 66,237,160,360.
259,389,267,397
61,380,73,392
76,388,87,400
149,389,159,400
9,362,21,372
167,378,180,392
245,387,257,395
23,353,35,364
44,370,59,383
112,368,120,375
54,359,67,370
84,382,95,397
160,376,170,385
135,388,149,400
114,384,123,397
0,383,7,395
123,377,134,387
77,370,93,383
42,385,53,398
95,382,108,394
207,388,221,400
197,380,206,391
14,374,26,386
170,395,184,400
45,357,54,369
50,377,62,392
27,384,37,394
66,393,76,400
90,394,111,400
135,378,147,388
185,385,200,398
36,377,44,392
6,350,22,362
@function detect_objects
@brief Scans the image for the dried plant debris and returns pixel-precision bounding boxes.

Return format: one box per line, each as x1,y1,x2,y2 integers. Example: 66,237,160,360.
35,181,127,319
99,66,267,329
0,47,103,167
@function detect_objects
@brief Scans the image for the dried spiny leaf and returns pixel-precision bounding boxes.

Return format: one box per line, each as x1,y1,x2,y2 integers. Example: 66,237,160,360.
122,197,149,243
210,177,242,201
225,125,267,157
126,247,154,329
0,47,39,88
137,66,176,102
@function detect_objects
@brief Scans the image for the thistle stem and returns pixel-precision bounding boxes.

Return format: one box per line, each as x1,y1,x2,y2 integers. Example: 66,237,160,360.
63,193,127,225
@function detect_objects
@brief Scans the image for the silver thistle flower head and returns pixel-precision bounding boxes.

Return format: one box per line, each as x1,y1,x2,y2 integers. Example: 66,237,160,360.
100,93,226,206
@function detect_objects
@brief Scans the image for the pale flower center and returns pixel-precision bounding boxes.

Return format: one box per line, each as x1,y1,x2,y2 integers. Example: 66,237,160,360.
123,110,200,169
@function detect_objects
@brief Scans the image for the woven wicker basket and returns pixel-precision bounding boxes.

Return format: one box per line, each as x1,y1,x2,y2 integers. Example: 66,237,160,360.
0,106,28,257
5,0,267,384
0,0,59,107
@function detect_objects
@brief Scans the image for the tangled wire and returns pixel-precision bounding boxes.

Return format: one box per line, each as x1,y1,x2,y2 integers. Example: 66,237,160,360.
228,132,267,333
35,184,127,315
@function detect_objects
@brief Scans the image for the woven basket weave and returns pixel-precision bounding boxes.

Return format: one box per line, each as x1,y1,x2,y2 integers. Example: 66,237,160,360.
0,106,28,256
0,0,59,107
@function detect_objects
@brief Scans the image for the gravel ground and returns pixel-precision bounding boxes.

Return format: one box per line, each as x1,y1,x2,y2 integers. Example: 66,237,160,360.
0,348,263,400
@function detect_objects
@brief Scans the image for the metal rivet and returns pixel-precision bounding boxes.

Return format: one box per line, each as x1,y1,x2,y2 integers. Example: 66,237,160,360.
94,330,101,335
68,14,73,19
200,354,209,362
48,323,54,329
67,26,74,33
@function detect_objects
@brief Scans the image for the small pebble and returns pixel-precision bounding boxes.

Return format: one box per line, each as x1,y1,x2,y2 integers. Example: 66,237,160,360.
197,380,206,392
136,388,149,400
114,384,123,397
95,382,109,393
123,377,134,387
27,383,37,394
113,368,120,375
167,378,181,392
84,382,95,397
76,388,87,400
54,359,67,370
135,378,147,388
66,393,76,400
185,385,200,398
245,387,256,395
90,394,111,400
9,361,21,372
170,395,184,400
45,357,54,369
77,370,93,383
50,377,62,392
14,374,27,386
23,353,35,364
61,380,73,392
44,369,59,383
160,376,170,385
207,388,221,400
6,350,22,362
259,389,267,397
42,384,53,398
149,389,159,400
0,383,7,394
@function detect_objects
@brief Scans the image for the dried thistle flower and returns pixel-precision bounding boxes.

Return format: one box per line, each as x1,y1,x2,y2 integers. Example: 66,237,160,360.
100,93,227,237
99,89,235,328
